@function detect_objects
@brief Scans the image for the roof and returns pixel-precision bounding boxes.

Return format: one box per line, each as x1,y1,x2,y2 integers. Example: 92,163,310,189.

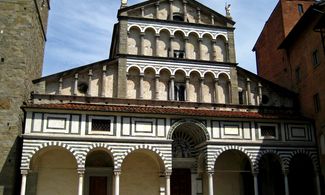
23,103,307,120
118,0,235,25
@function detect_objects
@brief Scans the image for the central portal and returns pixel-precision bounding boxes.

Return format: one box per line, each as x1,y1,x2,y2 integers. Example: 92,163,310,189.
171,169,191,195
171,120,208,195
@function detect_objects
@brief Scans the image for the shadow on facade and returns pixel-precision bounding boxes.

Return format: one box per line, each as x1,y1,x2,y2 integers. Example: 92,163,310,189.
0,137,22,195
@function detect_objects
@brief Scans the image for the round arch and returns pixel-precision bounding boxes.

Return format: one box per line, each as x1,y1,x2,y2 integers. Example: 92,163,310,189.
126,65,142,74
143,26,158,34
127,25,142,33
217,72,231,80
254,150,284,171
167,119,210,141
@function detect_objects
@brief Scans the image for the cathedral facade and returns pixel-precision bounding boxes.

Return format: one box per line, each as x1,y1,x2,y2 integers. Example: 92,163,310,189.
18,1,321,195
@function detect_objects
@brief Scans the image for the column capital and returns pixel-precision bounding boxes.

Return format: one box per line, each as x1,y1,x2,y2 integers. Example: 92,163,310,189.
283,169,289,175
185,76,190,80
102,65,107,72
246,78,251,82
155,74,160,78
214,78,219,83
170,35,175,39
199,77,205,82
170,75,175,79
114,170,122,176
140,32,145,36
21,169,29,175
139,73,145,77
258,82,262,87
165,171,172,177
77,168,85,175
198,38,203,42
207,171,214,175
88,69,93,76
252,170,259,176
155,33,160,37
75,73,79,79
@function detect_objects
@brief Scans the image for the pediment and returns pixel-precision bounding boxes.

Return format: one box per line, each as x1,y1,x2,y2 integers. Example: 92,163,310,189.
119,0,234,27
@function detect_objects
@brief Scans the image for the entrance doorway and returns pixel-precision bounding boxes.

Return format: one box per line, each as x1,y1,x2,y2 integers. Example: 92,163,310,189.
171,169,191,195
89,176,108,195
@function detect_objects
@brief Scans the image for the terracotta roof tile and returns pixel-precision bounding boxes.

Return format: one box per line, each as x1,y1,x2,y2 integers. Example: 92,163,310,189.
23,103,306,120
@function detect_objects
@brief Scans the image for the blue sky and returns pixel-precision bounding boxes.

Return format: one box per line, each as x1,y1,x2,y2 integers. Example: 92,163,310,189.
43,0,278,76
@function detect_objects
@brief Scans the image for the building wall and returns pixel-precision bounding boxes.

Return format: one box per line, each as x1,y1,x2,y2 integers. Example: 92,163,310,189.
0,0,49,194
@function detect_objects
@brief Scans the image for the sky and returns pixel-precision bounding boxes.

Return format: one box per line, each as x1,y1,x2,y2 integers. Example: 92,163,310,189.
43,0,279,76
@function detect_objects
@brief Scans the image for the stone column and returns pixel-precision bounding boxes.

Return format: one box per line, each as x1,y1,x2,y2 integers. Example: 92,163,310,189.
114,171,121,195
101,65,107,97
212,39,217,61
208,172,214,195
253,172,259,195
214,78,219,103
183,0,188,22
284,170,289,195
155,34,160,57
185,37,190,59
258,82,262,105
198,38,202,60
58,77,63,95
139,74,144,99
165,172,171,195
169,0,173,20
87,69,93,96
246,78,251,105
20,170,28,195
78,170,85,195
199,77,204,102
140,32,145,55
185,76,190,101
169,36,174,57
155,2,159,19
211,15,215,25
169,76,175,100
74,73,78,95
155,75,160,100
197,8,201,23
316,173,321,195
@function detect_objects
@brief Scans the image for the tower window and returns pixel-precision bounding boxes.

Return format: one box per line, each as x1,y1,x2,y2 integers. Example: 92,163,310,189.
174,50,185,59
312,49,320,67
174,83,186,101
295,67,301,83
313,93,321,113
238,91,244,105
78,82,88,94
298,4,304,14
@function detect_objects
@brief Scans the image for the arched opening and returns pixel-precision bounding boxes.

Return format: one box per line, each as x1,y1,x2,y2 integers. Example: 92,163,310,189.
159,69,171,100
127,67,140,99
171,121,208,195
214,36,228,62
258,153,285,195
202,72,215,103
128,27,141,55
173,31,185,59
188,32,199,60
29,147,78,195
189,71,201,102
289,154,317,195
202,34,213,61
158,29,170,57
120,149,165,195
173,13,184,22
85,150,114,195
174,70,186,101
143,68,156,99
218,73,230,104
144,28,156,56
214,150,254,195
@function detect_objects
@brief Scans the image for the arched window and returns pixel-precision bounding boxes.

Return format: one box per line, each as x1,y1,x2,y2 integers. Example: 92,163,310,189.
173,13,184,22
174,83,186,101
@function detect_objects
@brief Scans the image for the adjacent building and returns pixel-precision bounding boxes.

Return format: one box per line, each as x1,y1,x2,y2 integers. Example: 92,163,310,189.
254,0,325,184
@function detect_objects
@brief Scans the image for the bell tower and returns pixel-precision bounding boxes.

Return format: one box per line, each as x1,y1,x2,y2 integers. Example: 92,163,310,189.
0,0,50,194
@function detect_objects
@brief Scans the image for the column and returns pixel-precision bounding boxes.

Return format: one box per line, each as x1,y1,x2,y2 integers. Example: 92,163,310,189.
197,8,201,23
246,78,251,105
155,2,159,19
211,15,215,25
258,82,262,104
185,37,190,59
316,173,321,195
155,75,160,100
191,172,197,195
284,170,289,195
74,73,78,95
78,170,85,195
101,65,107,97
58,77,63,95
169,36,174,57
114,171,121,195
208,172,214,195
199,77,204,102
169,76,175,100
185,76,190,101
169,0,173,20
253,172,259,195
198,38,202,60
212,39,217,61
165,172,171,195
155,34,160,57
214,78,219,103
183,0,188,22
20,170,28,195
140,32,145,55
87,69,93,96
139,74,144,99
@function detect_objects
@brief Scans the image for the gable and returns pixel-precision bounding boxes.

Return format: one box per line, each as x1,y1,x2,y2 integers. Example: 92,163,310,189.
119,0,234,27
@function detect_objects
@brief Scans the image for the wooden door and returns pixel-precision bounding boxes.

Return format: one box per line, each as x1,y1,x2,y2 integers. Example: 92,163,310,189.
171,169,192,195
89,176,107,195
